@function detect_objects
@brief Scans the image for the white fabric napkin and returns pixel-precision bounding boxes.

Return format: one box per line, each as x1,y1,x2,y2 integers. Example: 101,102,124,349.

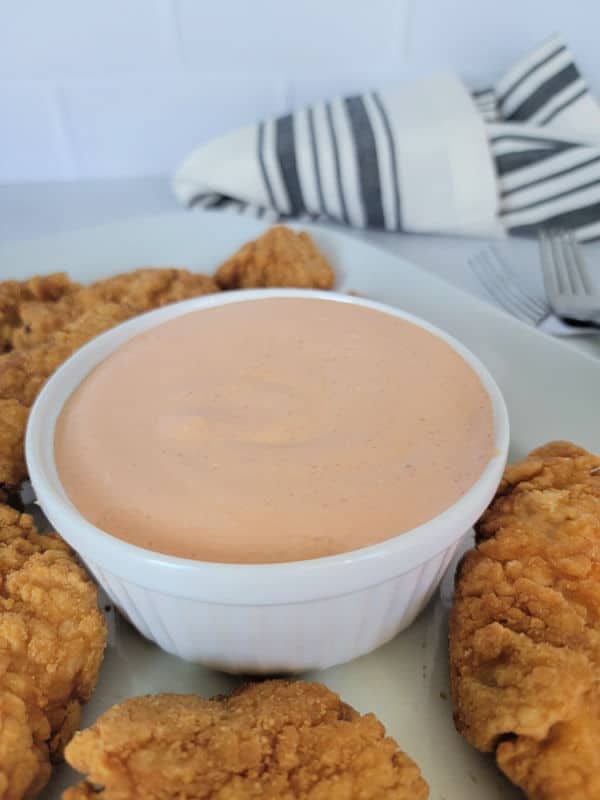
174,35,600,242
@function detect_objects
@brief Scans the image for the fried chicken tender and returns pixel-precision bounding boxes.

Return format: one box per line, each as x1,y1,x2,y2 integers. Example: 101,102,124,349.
449,441,600,800
0,269,219,487
12,268,218,350
0,303,131,487
0,274,77,353
0,504,107,800
215,226,335,290
0,692,50,800
0,400,29,489
0,303,131,407
64,680,428,800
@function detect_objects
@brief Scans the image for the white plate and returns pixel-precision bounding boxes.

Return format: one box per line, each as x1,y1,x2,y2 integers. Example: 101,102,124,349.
2,211,599,800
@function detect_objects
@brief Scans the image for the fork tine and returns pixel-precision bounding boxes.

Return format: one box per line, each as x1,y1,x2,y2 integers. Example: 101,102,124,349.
557,229,585,295
479,255,540,321
470,256,538,324
486,246,548,316
551,230,572,294
477,253,547,324
479,250,546,320
539,229,600,320
539,229,562,304
470,258,513,314
566,230,594,295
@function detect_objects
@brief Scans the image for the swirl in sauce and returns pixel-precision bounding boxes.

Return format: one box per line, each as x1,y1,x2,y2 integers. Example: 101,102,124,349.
55,297,494,563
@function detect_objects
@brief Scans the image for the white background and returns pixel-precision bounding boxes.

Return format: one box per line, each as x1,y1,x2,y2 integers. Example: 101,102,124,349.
1,0,599,183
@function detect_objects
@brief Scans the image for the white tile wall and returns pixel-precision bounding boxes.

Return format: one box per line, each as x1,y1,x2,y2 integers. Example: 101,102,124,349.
60,74,288,178
288,72,403,110
406,0,600,93
175,0,406,74
1,0,599,183
0,0,180,76
0,82,74,181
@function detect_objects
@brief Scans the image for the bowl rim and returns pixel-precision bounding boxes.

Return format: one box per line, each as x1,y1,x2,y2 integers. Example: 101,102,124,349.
26,288,509,603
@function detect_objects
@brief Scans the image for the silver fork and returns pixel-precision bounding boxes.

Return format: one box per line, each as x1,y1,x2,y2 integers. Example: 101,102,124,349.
539,229,600,323
469,246,550,326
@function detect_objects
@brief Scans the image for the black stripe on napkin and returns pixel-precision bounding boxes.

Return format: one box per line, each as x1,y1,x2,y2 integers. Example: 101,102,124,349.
188,192,212,209
506,64,579,121
188,192,234,209
498,44,566,108
325,102,350,225
344,95,385,228
501,153,600,197
275,114,305,216
257,121,278,212
539,87,588,125
509,201,600,237
495,146,574,175
371,91,402,230
307,107,326,216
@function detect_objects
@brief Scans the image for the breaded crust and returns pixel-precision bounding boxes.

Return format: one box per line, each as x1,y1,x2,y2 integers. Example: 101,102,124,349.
450,441,600,800
215,226,335,290
0,505,107,800
0,274,77,354
0,269,219,488
12,268,218,350
0,303,131,487
64,680,428,800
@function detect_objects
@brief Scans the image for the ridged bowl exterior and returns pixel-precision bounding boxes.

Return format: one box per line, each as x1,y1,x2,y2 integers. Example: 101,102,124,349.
85,543,457,673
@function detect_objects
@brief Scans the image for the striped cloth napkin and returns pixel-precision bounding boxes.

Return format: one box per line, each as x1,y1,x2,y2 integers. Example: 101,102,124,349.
174,35,600,242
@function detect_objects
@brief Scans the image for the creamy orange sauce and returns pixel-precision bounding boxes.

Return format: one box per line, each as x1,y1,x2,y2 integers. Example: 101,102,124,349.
55,297,494,563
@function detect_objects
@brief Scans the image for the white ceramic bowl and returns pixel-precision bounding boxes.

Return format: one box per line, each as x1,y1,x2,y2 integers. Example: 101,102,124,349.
27,289,509,674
